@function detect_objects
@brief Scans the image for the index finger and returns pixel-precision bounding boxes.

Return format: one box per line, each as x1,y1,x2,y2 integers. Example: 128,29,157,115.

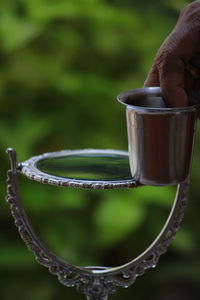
158,55,187,107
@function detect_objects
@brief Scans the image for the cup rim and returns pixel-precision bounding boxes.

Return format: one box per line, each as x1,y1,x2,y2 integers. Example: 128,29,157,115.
117,87,200,113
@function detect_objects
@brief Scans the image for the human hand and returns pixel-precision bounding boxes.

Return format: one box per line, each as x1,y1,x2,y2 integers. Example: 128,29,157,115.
144,1,200,107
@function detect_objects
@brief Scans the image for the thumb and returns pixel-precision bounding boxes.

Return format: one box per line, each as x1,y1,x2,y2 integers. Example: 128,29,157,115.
144,65,160,87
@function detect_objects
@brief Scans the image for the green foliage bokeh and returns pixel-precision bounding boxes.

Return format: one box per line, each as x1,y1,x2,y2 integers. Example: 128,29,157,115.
1,0,200,299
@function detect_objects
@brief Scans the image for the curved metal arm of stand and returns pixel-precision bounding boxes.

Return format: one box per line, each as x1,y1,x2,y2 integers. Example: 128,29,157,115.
6,148,189,300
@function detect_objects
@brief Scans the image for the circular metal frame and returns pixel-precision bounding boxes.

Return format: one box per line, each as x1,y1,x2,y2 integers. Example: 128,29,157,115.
6,148,189,300
20,149,140,189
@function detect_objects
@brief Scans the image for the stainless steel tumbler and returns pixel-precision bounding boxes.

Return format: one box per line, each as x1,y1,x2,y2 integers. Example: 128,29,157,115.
117,87,200,186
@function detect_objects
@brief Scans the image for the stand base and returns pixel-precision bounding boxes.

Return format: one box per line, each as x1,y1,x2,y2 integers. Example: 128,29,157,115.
87,296,108,300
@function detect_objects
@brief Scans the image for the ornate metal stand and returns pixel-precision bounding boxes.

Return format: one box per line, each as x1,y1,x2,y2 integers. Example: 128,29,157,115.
6,148,189,300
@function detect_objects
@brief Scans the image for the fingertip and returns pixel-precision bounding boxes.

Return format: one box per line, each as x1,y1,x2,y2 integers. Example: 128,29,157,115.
162,87,188,107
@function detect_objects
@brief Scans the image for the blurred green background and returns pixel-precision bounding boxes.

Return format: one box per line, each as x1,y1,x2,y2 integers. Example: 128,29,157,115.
1,0,200,299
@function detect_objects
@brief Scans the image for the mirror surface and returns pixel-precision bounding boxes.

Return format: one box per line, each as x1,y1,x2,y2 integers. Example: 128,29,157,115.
36,152,132,181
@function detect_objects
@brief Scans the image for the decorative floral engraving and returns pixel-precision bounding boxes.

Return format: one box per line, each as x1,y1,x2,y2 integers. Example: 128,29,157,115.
6,148,189,300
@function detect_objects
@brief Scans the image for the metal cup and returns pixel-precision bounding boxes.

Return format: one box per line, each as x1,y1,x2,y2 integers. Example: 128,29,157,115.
117,87,200,186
